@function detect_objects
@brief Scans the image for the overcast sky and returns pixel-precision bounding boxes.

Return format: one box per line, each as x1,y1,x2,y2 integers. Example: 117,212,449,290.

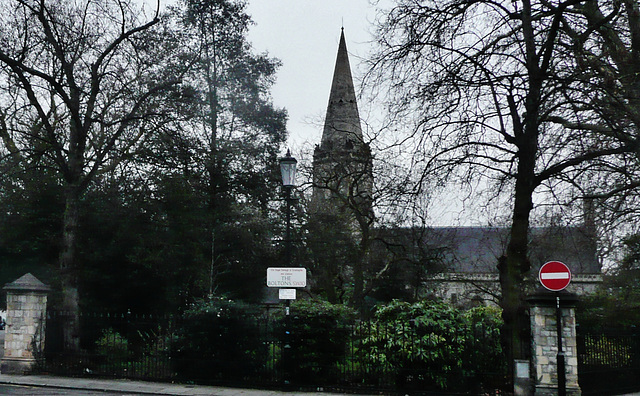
245,1,390,152
242,1,478,225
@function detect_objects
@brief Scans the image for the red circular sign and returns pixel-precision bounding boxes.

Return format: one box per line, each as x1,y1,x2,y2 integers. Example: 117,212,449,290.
539,261,571,291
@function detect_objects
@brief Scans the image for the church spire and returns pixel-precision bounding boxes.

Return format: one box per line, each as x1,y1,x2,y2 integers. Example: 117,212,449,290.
321,29,363,150
312,28,373,215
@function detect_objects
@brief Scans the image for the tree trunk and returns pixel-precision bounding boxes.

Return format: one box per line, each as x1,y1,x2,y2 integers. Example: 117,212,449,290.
204,14,220,300
350,220,370,313
350,250,365,312
60,184,82,351
501,73,540,388
498,0,543,384
499,183,534,384
322,273,339,304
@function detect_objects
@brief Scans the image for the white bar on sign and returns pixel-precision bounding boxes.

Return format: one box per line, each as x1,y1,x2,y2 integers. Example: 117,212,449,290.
540,272,570,280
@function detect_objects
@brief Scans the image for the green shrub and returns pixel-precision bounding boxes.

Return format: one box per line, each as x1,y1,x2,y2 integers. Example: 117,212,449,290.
95,328,131,374
128,325,173,379
462,305,506,391
277,299,356,385
359,300,505,392
577,274,640,332
171,298,266,383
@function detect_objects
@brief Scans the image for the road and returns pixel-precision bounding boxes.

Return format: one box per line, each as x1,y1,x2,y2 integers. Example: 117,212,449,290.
0,384,144,395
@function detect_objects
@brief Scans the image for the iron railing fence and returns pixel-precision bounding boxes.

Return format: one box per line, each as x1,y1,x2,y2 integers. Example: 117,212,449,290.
577,329,640,395
40,310,507,394
41,311,177,381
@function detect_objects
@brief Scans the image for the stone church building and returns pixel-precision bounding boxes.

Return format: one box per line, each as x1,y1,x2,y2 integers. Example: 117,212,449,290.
309,30,602,306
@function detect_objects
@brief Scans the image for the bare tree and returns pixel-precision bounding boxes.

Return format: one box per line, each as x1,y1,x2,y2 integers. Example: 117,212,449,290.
0,0,180,350
554,1,640,229
365,0,630,383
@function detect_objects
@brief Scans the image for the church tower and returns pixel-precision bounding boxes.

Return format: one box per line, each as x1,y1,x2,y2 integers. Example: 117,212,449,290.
311,29,373,222
309,29,374,306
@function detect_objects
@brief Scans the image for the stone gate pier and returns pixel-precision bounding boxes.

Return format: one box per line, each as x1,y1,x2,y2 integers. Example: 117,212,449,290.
1,273,50,374
527,289,581,396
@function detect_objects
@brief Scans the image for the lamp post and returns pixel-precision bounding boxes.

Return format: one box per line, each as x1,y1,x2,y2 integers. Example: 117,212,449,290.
279,149,297,269
279,149,297,389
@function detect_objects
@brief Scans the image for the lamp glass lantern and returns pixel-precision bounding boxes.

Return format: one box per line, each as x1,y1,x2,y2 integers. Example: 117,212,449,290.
279,150,297,187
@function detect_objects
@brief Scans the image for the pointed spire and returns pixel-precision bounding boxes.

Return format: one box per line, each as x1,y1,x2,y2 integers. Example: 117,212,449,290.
321,29,363,150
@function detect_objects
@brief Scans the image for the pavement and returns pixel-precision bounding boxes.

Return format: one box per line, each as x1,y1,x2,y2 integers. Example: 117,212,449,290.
0,328,357,396
2,373,640,396
0,374,362,395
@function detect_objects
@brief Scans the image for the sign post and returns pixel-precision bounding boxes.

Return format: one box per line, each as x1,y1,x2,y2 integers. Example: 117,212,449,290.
266,267,306,388
539,261,571,396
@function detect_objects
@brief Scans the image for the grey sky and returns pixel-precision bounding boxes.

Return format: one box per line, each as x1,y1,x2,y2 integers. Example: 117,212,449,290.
245,1,389,151
243,2,476,226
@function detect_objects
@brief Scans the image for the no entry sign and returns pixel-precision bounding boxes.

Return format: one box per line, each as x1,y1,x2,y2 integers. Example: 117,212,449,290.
539,261,571,292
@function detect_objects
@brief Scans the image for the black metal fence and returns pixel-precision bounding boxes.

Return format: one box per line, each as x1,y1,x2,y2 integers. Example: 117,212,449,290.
39,310,506,395
577,329,640,395
42,311,177,381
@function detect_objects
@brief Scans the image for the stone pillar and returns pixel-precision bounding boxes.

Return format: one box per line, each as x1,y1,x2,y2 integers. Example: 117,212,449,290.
527,289,581,396
1,273,50,374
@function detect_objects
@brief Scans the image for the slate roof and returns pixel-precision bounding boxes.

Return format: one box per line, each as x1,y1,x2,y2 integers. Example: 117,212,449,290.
375,225,600,275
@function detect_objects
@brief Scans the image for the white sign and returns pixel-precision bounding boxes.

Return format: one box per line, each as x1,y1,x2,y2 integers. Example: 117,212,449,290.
515,360,530,378
279,289,296,300
267,267,306,287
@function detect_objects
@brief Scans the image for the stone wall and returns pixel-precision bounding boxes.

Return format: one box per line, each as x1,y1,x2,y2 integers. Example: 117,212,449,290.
423,272,602,306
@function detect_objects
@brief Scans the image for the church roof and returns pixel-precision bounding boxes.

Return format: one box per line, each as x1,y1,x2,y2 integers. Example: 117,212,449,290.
374,226,600,275
430,226,599,274
320,29,364,151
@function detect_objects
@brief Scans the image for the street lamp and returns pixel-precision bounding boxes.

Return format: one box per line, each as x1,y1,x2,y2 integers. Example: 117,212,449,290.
279,149,296,389
279,149,297,188
279,149,297,267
